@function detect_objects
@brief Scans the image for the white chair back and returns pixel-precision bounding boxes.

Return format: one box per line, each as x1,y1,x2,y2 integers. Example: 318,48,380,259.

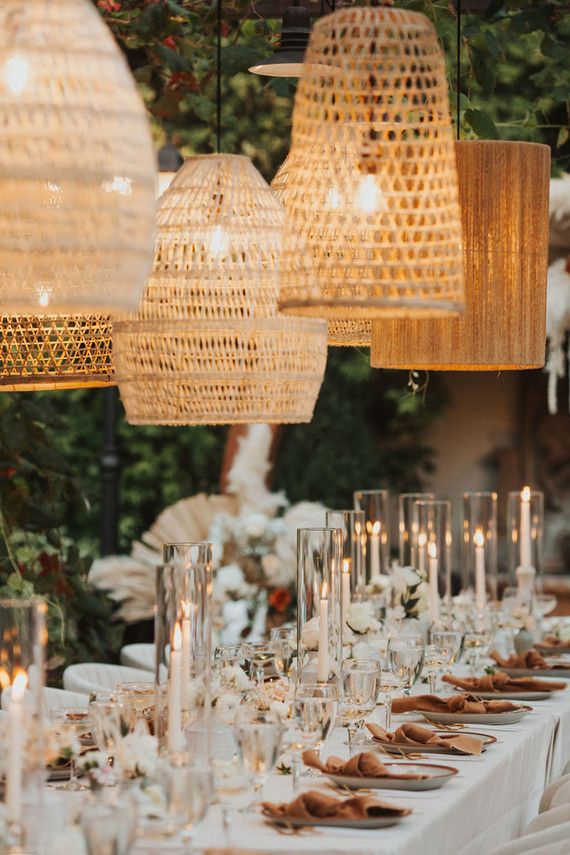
120,643,155,672
63,662,151,695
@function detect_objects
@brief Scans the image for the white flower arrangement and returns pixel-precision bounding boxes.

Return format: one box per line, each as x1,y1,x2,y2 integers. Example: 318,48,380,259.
300,616,320,651
114,725,159,780
77,751,117,789
345,601,381,636
390,563,428,619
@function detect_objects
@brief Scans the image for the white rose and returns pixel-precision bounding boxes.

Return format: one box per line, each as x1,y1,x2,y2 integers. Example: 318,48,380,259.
216,693,242,725
346,601,380,635
244,512,269,539
215,563,246,594
300,616,320,651
269,700,290,720
261,553,281,579
369,574,391,593
219,664,252,692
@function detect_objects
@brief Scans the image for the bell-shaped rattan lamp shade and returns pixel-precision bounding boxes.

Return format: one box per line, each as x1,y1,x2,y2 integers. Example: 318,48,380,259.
278,5,465,320
113,154,327,426
0,0,156,316
371,141,550,370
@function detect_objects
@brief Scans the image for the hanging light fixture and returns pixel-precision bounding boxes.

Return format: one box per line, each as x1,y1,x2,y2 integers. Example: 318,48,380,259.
0,0,156,315
370,140,550,370
249,2,312,78
112,154,327,425
277,3,465,321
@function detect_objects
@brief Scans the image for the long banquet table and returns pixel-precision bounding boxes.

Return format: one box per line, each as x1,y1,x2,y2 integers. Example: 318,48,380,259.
42,678,570,855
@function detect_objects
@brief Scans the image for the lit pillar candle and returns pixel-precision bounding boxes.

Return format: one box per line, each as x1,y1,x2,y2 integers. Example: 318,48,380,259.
341,559,351,621
6,670,27,827
418,532,427,576
181,601,192,710
474,529,486,610
317,581,329,683
428,542,439,623
369,521,381,578
167,622,184,752
520,486,532,569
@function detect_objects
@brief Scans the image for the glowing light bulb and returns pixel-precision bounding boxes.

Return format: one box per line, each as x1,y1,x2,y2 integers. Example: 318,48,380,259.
209,225,230,255
356,174,383,214
4,55,28,95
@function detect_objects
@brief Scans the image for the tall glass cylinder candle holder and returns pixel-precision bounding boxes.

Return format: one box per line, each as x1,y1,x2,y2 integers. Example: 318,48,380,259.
412,500,452,621
461,492,498,606
155,542,213,755
325,511,365,614
507,488,544,595
353,489,390,579
399,492,435,567
296,528,342,686
0,598,46,850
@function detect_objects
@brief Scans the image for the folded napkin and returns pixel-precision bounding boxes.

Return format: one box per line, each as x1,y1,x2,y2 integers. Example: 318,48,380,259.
261,790,412,822
490,649,570,670
538,634,570,650
442,671,566,693
366,721,484,756
302,749,429,779
391,692,522,715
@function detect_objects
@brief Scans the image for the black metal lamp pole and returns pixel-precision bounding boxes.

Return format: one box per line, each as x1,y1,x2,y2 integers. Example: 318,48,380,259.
100,386,120,555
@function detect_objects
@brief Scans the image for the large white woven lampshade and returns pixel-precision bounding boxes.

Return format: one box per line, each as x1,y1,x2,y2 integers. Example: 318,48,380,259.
113,154,327,425
278,4,465,320
0,0,156,316
371,141,550,370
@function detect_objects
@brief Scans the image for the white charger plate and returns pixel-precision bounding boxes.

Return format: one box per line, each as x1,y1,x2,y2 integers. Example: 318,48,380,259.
264,814,404,829
468,690,553,701
420,707,531,725
372,730,496,755
326,762,458,791
503,667,570,680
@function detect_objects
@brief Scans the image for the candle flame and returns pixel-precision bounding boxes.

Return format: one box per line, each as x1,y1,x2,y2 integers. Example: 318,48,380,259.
473,529,485,548
428,542,437,560
11,669,28,701
0,668,10,690
182,600,191,619
371,520,381,536
418,532,427,547
521,486,531,502
321,580,328,599
173,622,182,651
342,559,350,575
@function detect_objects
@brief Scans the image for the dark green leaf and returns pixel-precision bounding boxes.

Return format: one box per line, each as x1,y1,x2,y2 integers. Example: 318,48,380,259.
464,108,500,139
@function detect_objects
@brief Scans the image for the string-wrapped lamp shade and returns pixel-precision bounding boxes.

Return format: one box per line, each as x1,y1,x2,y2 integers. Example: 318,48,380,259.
113,154,327,425
278,4,465,320
371,141,550,370
0,0,156,315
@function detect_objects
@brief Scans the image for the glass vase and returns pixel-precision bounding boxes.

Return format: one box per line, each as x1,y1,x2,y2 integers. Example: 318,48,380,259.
412,500,452,621
507,488,544,595
353,489,390,578
296,528,342,686
0,598,46,852
461,492,498,606
398,492,435,567
155,543,213,755
325,510,365,605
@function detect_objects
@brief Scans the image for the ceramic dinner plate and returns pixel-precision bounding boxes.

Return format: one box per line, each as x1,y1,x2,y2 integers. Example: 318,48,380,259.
373,730,497,755
265,815,404,830
470,690,554,701
420,707,531,725
503,667,570,680
325,762,458,791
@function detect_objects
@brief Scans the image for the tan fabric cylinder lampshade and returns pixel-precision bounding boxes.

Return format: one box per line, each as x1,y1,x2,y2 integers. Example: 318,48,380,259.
370,140,550,370
0,0,156,316
113,154,327,426
0,315,114,391
278,4,465,320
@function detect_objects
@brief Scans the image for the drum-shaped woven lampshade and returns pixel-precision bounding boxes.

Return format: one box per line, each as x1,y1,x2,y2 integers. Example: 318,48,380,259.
113,154,327,425
0,315,113,391
0,0,156,315
371,141,550,370
278,5,464,320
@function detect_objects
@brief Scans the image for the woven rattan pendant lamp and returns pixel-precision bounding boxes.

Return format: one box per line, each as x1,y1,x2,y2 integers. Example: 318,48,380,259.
370,139,550,369
0,0,156,316
278,1,465,321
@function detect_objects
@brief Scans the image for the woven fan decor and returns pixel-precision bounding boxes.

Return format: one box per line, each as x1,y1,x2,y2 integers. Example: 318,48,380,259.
113,154,327,426
0,315,114,391
278,4,465,320
0,0,156,316
371,141,550,370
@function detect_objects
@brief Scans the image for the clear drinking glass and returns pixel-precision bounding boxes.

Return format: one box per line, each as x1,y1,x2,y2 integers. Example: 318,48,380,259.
243,641,275,685
215,644,246,667
234,707,283,812
89,697,122,760
212,732,253,846
269,627,295,679
422,643,453,695
464,630,492,675
377,670,401,731
49,709,92,792
293,682,338,754
153,757,212,844
430,630,463,665
341,659,381,754
387,636,425,696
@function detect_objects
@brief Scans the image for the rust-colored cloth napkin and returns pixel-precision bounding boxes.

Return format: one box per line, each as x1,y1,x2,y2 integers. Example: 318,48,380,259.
366,721,484,756
490,649,570,670
302,749,429,779
442,671,566,693
538,634,570,650
391,692,522,715
261,790,412,822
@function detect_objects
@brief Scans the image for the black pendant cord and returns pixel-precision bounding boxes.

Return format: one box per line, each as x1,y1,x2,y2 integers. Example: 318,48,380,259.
456,0,461,140
216,0,222,154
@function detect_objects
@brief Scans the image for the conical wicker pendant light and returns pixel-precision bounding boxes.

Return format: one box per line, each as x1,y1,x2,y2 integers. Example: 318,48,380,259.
278,4,465,320
0,0,156,316
370,140,550,370
113,154,327,425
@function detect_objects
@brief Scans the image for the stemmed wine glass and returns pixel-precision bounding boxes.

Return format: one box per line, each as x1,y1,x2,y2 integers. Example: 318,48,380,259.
377,669,401,731
341,659,381,755
234,707,283,812
293,682,338,776
387,636,425,696
212,738,253,846
270,627,295,680
431,630,464,666
50,708,93,791
422,643,454,695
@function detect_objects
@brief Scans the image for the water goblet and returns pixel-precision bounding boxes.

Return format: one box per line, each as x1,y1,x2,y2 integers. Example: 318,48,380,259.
89,697,122,762
215,645,245,667
377,669,401,731
243,642,275,685
387,636,425,696
234,707,283,812
153,755,212,845
270,627,295,679
50,708,92,791
464,630,492,675
422,643,453,695
293,682,338,765
431,630,463,666
212,735,253,846
341,659,381,755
